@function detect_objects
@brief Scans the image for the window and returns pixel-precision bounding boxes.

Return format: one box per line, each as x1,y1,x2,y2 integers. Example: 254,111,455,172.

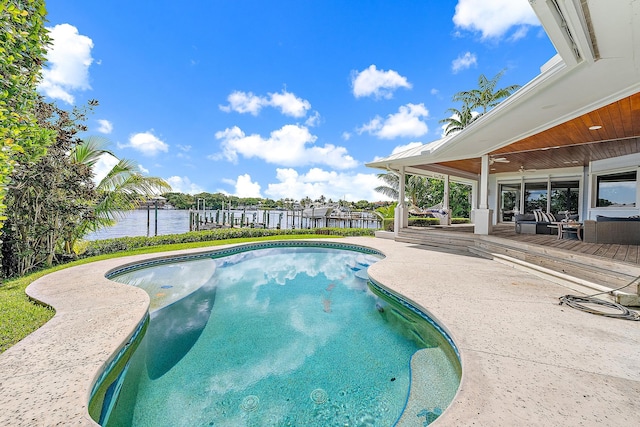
596,171,637,207
550,181,579,214
524,182,547,213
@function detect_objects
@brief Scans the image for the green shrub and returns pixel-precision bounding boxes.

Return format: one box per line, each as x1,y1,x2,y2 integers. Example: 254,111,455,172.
408,217,439,227
383,218,394,231
82,227,375,257
313,227,376,237
406,217,470,227
451,218,470,224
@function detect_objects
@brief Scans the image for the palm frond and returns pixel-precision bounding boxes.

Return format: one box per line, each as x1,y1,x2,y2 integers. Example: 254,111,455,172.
71,135,115,167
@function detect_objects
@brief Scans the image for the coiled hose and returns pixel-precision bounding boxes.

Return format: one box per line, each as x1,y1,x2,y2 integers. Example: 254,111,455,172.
559,275,640,321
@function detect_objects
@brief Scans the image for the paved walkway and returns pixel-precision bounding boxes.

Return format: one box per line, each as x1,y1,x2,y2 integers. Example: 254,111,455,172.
0,237,638,426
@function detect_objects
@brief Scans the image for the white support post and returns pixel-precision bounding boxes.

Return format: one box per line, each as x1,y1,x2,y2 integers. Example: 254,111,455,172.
470,180,478,223
443,174,451,226
474,154,493,235
394,166,408,236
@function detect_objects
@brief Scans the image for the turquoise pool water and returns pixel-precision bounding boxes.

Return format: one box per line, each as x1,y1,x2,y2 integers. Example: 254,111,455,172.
102,244,460,426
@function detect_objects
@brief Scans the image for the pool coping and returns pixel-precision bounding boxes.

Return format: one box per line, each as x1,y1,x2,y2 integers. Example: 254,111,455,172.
1,237,639,425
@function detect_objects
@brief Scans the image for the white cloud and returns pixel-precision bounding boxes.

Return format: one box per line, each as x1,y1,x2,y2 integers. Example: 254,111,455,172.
430,88,440,96
91,153,119,185
305,111,321,127
213,124,358,169
224,174,263,198
138,164,149,174
357,103,429,139
37,24,93,104
265,168,388,201
177,144,191,152
452,52,477,73
453,0,540,40
269,90,311,117
342,132,351,141
219,89,311,118
165,176,204,194
124,131,169,156
96,119,113,134
219,91,264,115
351,65,412,99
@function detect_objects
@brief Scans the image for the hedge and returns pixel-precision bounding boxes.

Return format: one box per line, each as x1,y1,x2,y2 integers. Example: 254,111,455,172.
82,227,376,257
408,217,470,227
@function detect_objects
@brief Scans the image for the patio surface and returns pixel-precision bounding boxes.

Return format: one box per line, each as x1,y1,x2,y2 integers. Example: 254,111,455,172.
0,237,638,426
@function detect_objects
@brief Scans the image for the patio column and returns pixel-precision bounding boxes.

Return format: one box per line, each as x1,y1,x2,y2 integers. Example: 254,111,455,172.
394,166,408,236
443,174,451,225
470,180,478,223
474,154,493,235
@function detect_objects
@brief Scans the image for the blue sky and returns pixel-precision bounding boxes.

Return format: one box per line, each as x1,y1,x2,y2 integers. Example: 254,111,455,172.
40,0,556,202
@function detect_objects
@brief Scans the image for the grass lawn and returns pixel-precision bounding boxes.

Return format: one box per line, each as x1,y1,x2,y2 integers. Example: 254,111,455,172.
0,234,340,353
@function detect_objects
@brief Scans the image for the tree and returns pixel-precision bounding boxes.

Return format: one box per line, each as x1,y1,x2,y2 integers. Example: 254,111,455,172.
439,102,478,136
0,0,52,229
374,172,400,200
69,135,171,242
453,70,520,115
422,179,471,218
162,192,195,209
441,70,520,136
374,173,431,208
1,98,97,277
374,173,471,218
406,175,430,208
375,202,397,219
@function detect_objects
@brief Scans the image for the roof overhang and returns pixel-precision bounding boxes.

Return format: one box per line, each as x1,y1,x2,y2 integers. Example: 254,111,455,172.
367,0,640,178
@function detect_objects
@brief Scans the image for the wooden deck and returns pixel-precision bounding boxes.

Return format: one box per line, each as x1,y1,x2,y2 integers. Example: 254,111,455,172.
489,223,640,266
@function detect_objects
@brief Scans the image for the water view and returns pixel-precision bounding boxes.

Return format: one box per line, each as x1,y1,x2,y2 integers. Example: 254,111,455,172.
84,209,381,241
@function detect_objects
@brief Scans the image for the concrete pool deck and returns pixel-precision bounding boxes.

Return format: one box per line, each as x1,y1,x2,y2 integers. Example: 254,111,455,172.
0,237,638,426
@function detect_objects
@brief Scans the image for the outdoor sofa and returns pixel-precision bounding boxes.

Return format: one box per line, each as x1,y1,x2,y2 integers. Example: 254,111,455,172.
583,215,640,244
514,212,558,235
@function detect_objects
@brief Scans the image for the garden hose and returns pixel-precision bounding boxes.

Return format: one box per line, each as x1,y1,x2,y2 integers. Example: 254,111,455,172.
558,274,640,321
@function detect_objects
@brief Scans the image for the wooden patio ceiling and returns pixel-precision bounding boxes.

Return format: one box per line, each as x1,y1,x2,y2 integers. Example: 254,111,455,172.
422,92,640,176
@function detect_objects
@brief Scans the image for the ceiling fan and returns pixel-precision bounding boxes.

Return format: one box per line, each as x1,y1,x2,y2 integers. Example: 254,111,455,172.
518,165,537,173
489,157,510,165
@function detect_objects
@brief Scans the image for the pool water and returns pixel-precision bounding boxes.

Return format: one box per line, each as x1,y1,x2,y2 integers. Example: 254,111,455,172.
104,246,459,426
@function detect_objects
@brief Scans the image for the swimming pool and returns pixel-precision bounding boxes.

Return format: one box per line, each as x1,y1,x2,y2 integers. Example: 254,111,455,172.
94,242,460,426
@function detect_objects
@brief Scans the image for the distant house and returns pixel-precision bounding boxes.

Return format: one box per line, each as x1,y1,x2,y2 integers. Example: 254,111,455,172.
367,0,640,235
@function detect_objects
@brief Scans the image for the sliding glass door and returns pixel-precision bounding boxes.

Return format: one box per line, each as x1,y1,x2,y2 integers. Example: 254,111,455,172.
498,178,580,221
499,183,520,222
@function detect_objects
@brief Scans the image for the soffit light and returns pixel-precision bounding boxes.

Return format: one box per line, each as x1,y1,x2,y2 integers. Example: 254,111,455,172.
588,125,602,130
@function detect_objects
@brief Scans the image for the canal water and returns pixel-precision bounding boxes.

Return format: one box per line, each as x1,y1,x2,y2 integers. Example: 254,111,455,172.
84,210,191,240
83,209,380,241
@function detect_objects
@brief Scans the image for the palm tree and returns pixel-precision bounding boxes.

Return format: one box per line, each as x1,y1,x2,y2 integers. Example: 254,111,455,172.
69,136,171,241
374,173,430,208
374,172,400,200
439,102,478,136
439,70,520,137
453,69,521,115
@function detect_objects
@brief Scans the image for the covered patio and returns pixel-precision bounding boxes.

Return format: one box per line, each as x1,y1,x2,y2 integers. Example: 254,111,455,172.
367,0,640,239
